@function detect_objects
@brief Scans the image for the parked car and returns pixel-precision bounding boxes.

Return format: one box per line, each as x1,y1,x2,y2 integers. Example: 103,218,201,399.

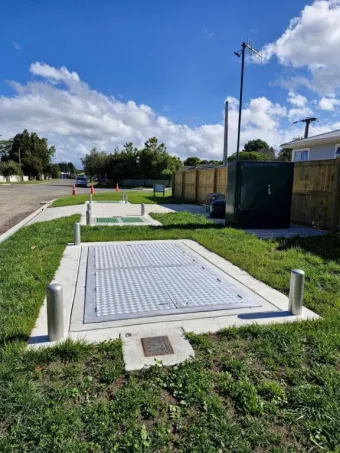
210,199,226,219
75,176,88,188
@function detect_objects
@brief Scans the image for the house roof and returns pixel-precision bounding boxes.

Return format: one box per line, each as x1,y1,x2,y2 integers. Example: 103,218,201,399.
281,129,340,149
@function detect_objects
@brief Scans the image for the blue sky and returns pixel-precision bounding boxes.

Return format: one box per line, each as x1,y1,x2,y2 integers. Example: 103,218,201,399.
0,0,340,165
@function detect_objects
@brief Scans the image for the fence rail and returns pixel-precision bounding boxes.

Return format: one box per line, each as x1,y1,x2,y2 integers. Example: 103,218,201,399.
173,159,340,231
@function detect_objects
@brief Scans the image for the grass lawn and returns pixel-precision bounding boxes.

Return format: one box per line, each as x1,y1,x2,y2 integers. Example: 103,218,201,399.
0,212,339,452
50,190,181,207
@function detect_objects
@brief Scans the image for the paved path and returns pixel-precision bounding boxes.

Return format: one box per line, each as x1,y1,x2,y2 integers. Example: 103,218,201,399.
0,180,108,234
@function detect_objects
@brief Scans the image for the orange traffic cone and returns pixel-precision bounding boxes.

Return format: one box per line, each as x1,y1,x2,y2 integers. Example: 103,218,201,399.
116,183,119,192
90,184,94,195
72,184,76,195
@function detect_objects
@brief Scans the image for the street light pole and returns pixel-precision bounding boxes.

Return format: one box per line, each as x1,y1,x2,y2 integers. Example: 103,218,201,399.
234,41,262,161
236,43,246,162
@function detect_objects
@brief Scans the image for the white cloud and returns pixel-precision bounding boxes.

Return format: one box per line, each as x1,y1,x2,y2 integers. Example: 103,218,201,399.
30,62,80,83
0,62,330,166
259,0,340,96
13,41,22,51
319,96,340,111
287,91,307,107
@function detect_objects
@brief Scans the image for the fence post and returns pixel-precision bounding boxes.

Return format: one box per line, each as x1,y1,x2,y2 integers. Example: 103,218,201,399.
195,170,199,202
213,168,218,193
181,172,185,199
47,283,64,341
330,157,340,232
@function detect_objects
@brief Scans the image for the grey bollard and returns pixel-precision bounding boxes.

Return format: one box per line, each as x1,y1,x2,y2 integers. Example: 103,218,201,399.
89,194,92,203
125,195,128,204
86,210,92,226
87,201,92,212
122,193,126,203
141,203,145,216
73,222,81,245
289,269,305,315
47,283,64,342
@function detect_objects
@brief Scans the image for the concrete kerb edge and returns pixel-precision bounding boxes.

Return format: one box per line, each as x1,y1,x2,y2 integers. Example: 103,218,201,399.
0,199,55,244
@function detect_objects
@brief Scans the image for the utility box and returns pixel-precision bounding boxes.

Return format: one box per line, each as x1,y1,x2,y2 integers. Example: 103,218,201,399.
225,161,294,229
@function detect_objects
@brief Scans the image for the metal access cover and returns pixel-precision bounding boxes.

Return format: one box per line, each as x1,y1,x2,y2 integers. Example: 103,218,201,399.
141,336,174,356
84,242,260,323
121,217,145,223
96,217,119,224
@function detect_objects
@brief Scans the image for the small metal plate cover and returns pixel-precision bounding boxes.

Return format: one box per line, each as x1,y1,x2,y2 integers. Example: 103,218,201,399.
141,336,174,357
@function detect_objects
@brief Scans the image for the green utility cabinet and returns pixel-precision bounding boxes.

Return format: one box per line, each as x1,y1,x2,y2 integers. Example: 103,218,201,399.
225,161,294,228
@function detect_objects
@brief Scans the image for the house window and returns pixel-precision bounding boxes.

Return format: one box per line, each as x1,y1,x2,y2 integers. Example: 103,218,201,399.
335,145,340,157
293,150,309,162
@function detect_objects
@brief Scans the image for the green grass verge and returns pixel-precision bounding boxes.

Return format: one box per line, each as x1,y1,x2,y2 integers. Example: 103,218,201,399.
0,212,339,451
50,190,181,207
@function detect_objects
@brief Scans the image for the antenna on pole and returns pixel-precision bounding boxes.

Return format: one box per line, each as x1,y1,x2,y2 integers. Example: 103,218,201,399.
234,41,262,161
292,117,318,139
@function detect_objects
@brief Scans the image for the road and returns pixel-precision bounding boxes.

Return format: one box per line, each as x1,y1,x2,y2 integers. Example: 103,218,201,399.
0,180,108,234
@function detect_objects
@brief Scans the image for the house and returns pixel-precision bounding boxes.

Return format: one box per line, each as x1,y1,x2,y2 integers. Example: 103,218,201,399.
281,129,340,162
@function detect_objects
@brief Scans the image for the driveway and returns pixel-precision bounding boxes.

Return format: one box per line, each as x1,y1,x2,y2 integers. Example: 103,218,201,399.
0,180,109,234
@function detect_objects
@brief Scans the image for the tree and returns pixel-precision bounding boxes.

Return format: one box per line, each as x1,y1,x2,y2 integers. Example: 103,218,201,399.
277,148,292,162
81,148,109,179
0,160,23,176
228,151,268,162
4,130,56,177
243,139,276,160
183,157,201,167
47,163,61,178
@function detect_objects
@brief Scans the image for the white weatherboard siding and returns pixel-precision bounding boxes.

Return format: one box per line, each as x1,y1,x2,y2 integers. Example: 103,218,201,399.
292,144,336,162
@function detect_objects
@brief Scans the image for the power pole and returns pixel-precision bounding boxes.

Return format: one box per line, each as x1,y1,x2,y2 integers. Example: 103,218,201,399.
234,41,262,161
223,100,229,166
293,117,318,139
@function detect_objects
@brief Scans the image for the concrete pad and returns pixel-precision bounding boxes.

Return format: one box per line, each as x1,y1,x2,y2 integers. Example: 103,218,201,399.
28,205,84,224
29,239,319,352
244,223,326,239
120,327,195,371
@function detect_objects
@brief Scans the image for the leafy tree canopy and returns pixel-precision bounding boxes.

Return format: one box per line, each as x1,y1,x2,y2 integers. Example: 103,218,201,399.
228,151,268,162
243,139,276,160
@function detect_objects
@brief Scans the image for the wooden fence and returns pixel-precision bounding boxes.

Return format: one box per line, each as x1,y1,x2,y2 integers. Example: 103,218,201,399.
173,159,340,230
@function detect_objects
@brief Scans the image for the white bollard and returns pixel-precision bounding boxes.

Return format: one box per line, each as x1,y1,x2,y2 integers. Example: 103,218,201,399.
141,203,145,216
125,195,128,204
289,269,305,315
122,193,126,203
47,283,64,341
86,210,92,226
73,222,81,245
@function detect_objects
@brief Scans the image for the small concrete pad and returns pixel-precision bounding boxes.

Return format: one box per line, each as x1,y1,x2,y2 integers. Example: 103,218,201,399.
245,223,326,239
120,327,195,371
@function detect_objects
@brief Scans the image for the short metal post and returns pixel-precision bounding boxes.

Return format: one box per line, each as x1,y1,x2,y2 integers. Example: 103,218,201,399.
47,283,64,342
141,203,145,216
73,222,81,245
89,194,92,203
125,195,128,204
86,210,92,226
122,193,126,203
289,269,305,315
87,201,92,212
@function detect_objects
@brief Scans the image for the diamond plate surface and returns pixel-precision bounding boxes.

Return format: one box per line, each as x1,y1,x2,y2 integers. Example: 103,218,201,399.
121,217,144,223
84,242,260,323
95,267,175,317
94,243,194,270
95,217,119,224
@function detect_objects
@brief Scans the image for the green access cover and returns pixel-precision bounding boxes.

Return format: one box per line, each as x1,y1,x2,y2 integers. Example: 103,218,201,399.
121,217,144,223
96,217,119,224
